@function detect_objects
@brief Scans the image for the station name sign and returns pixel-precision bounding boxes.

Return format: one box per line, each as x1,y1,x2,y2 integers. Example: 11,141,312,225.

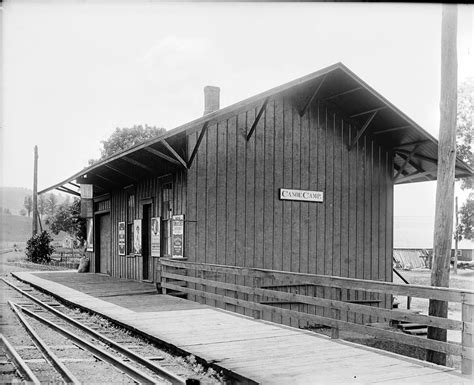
279,188,323,202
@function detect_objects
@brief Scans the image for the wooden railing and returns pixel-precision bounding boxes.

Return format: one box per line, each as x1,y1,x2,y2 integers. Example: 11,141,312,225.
160,259,474,374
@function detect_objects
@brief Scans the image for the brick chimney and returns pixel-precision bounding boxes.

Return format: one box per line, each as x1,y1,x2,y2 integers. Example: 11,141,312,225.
203,86,220,115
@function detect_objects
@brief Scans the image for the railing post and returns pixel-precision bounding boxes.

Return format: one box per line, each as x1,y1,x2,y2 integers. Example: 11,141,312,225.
252,276,262,319
331,288,341,339
461,294,473,375
161,262,167,295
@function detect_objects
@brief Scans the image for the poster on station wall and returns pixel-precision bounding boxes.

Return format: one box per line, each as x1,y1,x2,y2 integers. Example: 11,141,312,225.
133,219,142,255
171,214,184,258
118,222,126,256
151,217,161,257
86,218,93,252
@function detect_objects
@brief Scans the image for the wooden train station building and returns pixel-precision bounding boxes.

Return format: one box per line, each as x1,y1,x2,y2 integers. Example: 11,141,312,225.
41,62,473,313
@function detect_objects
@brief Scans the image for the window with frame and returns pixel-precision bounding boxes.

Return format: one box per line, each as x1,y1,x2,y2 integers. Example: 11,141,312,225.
127,193,135,255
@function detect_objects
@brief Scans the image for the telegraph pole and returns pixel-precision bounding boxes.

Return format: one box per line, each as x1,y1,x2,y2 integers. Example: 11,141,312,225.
427,4,458,366
32,145,38,236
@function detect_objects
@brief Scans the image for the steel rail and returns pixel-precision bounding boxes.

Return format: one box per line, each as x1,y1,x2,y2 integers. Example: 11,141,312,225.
8,301,81,384
11,301,162,384
2,277,186,385
0,333,41,385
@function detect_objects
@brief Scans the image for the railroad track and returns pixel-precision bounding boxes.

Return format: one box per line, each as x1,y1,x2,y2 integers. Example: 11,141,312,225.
0,277,193,384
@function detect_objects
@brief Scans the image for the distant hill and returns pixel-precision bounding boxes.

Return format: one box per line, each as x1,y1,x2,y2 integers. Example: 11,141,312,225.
0,187,32,215
0,214,70,248
0,186,70,216
0,214,32,245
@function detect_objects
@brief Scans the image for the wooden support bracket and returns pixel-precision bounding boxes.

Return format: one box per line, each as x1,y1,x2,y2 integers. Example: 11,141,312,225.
56,186,81,197
246,98,269,142
143,147,181,166
348,111,377,151
393,145,420,180
299,74,327,117
187,122,209,169
160,140,188,169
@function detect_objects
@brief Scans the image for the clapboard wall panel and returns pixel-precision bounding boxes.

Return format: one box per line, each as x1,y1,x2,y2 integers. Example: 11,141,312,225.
186,94,394,319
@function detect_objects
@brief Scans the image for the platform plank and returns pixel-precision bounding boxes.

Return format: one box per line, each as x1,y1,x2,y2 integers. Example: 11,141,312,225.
10,271,471,384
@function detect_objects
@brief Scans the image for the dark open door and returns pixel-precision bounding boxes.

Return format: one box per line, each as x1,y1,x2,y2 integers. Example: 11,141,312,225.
96,213,111,274
142,204,151,280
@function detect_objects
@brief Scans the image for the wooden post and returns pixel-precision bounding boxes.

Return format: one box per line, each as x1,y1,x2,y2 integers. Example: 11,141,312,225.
32,146,38,236
331,288,342,339
252,277,262,319
454,196,458,275
461,295,473,375
427,4,458,366
161,262,167,295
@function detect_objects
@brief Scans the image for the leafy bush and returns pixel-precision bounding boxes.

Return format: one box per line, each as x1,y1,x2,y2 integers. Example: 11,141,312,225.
25,231,55,264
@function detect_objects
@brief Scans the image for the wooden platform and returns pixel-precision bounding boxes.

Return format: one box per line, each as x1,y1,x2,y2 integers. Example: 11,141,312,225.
11,271,471,384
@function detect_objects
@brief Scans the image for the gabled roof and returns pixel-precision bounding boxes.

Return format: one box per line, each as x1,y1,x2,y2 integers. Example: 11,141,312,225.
40,62,473,196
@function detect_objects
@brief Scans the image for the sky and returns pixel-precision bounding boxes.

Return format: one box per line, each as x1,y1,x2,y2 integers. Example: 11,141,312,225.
1,2,473,247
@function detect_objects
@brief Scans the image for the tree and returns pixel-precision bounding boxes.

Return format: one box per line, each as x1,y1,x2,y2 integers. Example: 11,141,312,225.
456,77,474,190
25,231,54,264
46,193,59,217
38,194,47,218
46,198,86,245
24,195,33,217
456,193,474,241
19,208,27,216
96,125,166,161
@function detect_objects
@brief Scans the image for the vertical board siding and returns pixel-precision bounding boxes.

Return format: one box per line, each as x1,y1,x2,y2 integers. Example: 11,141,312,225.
104,169,186,282
186,95,394,325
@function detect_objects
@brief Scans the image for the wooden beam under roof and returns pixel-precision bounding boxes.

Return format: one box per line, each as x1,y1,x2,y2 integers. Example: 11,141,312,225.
247,98,269,141
372,125,411,135
350,106,386,118
393,140,430,149
395,170,435,184
396,150,439,166
187,122,209,169
143,147,181,166
68,182,80,188
122,156,155,173
56,186,81,197
160,140,188,169
299,74,327,117
324,86,362,100
103,164,138,182
89,172,121,186
348,111,377,151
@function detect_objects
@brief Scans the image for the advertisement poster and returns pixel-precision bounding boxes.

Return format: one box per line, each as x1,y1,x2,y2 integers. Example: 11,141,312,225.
86,218,93,251
171,214,184,258
151,217,161,257
118,222,126,256
134,219,142,255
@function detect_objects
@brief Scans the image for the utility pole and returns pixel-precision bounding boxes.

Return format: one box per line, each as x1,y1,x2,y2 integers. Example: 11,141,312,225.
32,145,38,236
454,196,458,275
427,4,458,366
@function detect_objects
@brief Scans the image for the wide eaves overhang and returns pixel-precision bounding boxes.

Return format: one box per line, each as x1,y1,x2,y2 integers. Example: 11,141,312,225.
40,62,473,197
